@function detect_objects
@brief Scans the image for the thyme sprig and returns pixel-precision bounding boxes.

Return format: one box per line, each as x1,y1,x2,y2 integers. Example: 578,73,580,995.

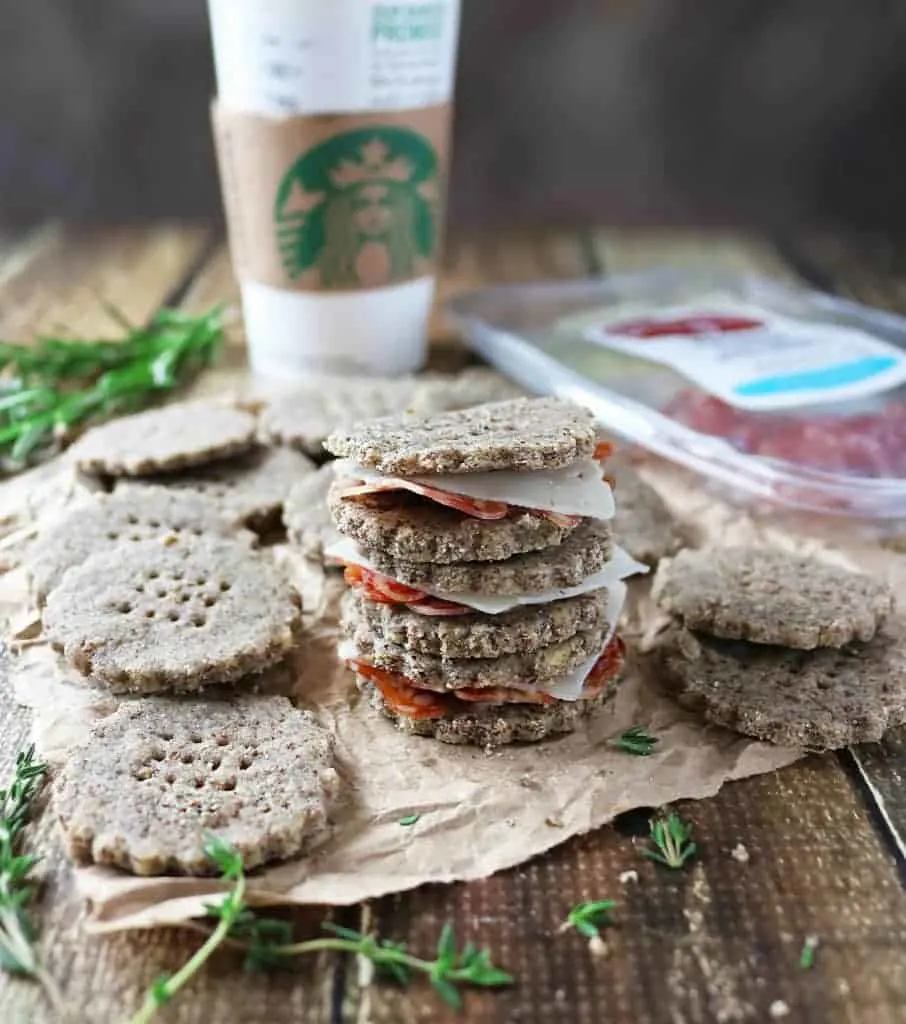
559,900,616,940
130,837,512,1021
610,727,658,756
642,812,697,869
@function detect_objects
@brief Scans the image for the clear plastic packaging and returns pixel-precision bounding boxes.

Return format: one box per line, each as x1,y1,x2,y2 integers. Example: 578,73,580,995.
448,268,906,521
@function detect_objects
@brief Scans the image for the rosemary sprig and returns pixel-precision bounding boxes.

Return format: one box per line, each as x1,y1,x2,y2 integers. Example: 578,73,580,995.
0,746,61,1012
0,305,223,467
610,726,658,756
642,812,697,869
559,900,615,940
130,838,512,1021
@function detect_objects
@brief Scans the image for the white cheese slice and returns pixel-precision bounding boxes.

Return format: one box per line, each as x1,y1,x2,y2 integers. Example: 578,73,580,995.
324,538,646,614
333,457,615,519
541,580,627,701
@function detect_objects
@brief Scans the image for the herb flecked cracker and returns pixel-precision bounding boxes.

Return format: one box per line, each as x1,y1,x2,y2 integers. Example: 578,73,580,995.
56,695,338,875
44,536,301,693
325,397,599,476
366,518,613,595
346,587,610,659
657,621,906,749
28,486,250,603
118,446,316,531
70,400,257,477
653,546,894,649
328,478,579,564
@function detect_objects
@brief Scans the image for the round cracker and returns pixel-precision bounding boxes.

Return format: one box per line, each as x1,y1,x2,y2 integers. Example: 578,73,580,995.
652,546,894,649
329,483,578,564
56,695,338,875
28,486,250,604
284,462,343,562
346,587,610,659
258,375,424,456
44,536,302,693
367,518,613,594
118,446,315,530
324,397,598,475
346,616,610,690
70,400,257,477
657,622,906,749
610,466,683,566
360,676,620,747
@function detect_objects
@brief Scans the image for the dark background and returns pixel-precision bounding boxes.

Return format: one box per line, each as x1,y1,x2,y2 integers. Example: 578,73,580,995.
2,0,905,231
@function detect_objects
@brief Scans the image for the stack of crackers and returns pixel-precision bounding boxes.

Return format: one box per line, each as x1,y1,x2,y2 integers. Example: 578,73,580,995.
324,397,645,746
652,546,904,749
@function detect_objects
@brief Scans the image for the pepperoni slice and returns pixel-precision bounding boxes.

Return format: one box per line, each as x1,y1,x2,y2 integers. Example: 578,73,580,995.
608,314,763,339
336,479,510,520
344,565,427,604
348,660,449,720
582,636,626,698
535,509,582,529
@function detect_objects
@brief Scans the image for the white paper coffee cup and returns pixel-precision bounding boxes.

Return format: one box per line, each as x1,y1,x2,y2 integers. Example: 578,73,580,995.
207,0,461,379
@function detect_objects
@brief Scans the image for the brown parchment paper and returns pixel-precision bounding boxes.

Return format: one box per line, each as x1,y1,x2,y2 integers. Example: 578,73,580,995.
4,429,905,935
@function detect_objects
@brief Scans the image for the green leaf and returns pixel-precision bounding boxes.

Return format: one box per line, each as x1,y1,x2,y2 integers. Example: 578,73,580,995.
436,922,457,968
399,814,420,827
799,936,818,970
611,726,658,756
150,975,172,1005
431,975,463,1010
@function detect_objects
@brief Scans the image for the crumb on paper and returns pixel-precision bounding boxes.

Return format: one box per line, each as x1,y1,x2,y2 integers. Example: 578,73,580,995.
588,935,609,958
546,815,564,828
731,843,750,863
619,870,639,884
769,1000,790,1018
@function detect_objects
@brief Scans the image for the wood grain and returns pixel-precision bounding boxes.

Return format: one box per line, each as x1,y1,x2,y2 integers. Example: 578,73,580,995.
360,758,906,1024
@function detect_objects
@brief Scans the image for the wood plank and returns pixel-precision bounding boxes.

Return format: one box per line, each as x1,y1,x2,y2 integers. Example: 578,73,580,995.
0,226,346,1024
359,758,906,1024
591,228,796,279
0,225,213,341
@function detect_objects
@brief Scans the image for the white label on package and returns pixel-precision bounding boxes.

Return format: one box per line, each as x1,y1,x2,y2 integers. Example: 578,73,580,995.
583,301,906,411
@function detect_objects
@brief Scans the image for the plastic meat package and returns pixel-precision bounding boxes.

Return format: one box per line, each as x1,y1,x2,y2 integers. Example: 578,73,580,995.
449,269,906,524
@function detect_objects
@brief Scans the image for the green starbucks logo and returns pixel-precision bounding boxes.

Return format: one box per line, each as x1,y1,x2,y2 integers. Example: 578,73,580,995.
275,126,440,289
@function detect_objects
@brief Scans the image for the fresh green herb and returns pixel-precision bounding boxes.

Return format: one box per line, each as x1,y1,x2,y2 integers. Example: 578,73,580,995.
131,838,512,1021
130,836,247,1024
0,305,223,467
799,935,818,969
610,726,658,756
559,900,615,940
0,747,61,1012
399,814,420,827
642,812,697,869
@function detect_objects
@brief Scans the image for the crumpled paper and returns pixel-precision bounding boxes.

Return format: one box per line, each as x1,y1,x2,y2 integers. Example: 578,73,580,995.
13,433,905,934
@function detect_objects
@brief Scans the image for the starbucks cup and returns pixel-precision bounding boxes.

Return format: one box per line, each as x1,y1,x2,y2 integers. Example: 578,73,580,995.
207,0,461,378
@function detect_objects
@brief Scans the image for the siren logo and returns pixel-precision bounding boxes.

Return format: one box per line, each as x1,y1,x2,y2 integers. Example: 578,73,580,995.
274,126,440,289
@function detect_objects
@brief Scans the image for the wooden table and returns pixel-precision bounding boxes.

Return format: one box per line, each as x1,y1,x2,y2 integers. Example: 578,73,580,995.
1,225,905,1024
